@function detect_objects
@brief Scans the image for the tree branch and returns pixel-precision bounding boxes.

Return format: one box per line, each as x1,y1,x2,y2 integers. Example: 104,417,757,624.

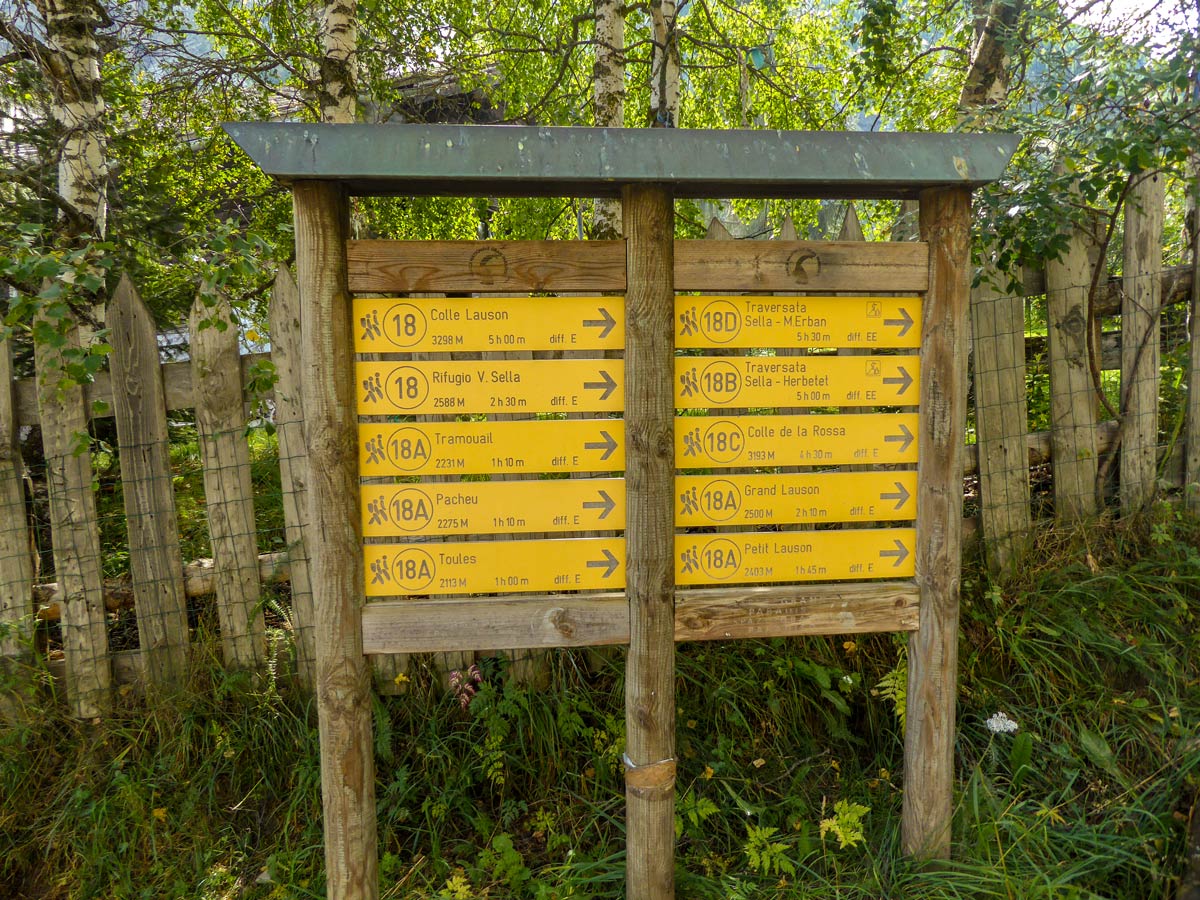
4,167,91,232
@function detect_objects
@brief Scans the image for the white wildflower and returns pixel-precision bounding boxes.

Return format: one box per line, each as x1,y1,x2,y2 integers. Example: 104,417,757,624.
985,711,1019,735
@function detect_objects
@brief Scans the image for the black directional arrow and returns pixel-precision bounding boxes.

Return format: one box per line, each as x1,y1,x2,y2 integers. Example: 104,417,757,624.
584,430,618,461
879,539,910,568
883,423,915,453
879,481,911,510
583,307,617,339
583,370,618,401
586,548,620,578
582,489,616,520
882,366,913,395
884,307,914,337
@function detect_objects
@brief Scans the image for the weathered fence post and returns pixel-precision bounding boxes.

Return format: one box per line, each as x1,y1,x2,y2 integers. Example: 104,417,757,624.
902,186,970,860
1046,217,1099,521
970,256,1030,571
294,179,378,900
622,183,676,900
1121,171,1164,515
190,293,266,670
1187,163,1200,516
110,275,190,686
0,331,33,711
35,312,110,718
269,267,316,689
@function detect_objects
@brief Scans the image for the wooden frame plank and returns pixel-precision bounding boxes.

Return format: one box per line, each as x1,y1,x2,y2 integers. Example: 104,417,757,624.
348,240,625,293
13,351,270,426
360,581,920,653
346,239,929,295
673,239,928,293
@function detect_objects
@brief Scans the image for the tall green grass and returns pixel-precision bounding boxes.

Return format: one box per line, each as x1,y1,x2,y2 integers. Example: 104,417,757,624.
2,509,1198,898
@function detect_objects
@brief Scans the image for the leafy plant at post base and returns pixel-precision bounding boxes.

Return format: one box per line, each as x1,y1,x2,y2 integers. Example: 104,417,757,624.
819,799,870,850
676,788,720,839
742,823,796,877
478,832,532,892
874,643,907,733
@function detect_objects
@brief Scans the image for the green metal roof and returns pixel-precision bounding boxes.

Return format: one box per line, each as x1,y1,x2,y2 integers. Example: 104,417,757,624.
224,123,1018,199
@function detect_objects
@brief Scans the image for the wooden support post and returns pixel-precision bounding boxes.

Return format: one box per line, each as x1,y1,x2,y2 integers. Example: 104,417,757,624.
110,275,190,686
902,187,971,860
293,180,378,900
269,267,317,689
35,312,110,718
190,293,266,670
1045,217,1099,521
1121,172,1164,515
0,331,33,713
1187,162,1200,516
622,183,676,900
970,257,1030,572
839,204,869,472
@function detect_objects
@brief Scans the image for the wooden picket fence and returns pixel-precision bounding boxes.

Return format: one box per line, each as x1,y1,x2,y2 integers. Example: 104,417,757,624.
0,272,317,716
969,172,1199,573
0,187,1196,711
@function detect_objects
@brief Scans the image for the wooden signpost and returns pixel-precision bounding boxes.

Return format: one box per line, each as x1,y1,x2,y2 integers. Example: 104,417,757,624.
227,123,1016,900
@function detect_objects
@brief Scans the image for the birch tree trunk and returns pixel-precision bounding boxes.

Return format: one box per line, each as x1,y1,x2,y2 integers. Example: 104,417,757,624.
318,0,357,123
649,0,679,127
30,0,112,715
957,0,1024,125
592,0,625,238
38,0,109,237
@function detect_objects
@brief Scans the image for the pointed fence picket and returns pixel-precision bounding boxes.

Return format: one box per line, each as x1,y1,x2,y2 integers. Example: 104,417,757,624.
110,276,190,687
0,334,33,715
190,293,266,671
35,311,111,718
268,267,316,690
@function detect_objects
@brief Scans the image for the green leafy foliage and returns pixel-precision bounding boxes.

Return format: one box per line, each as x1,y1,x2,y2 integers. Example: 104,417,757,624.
818,799,871,850
743,824,797,876
3,518,1200,896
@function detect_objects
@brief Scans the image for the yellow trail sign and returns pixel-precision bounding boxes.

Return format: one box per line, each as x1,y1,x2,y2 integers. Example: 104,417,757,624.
359,470,914,537
675,355,918,408
356,360,622,415
675,413,919,468
675,471,916,526
362,478,624,537
354,296,623,353
364,526,914,595
359,420,622,476
676,527,916,585
675,295,921,349
364,538,625,596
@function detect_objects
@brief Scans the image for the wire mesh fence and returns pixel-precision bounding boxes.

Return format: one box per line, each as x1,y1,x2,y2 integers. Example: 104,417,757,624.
0,221,1196,707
